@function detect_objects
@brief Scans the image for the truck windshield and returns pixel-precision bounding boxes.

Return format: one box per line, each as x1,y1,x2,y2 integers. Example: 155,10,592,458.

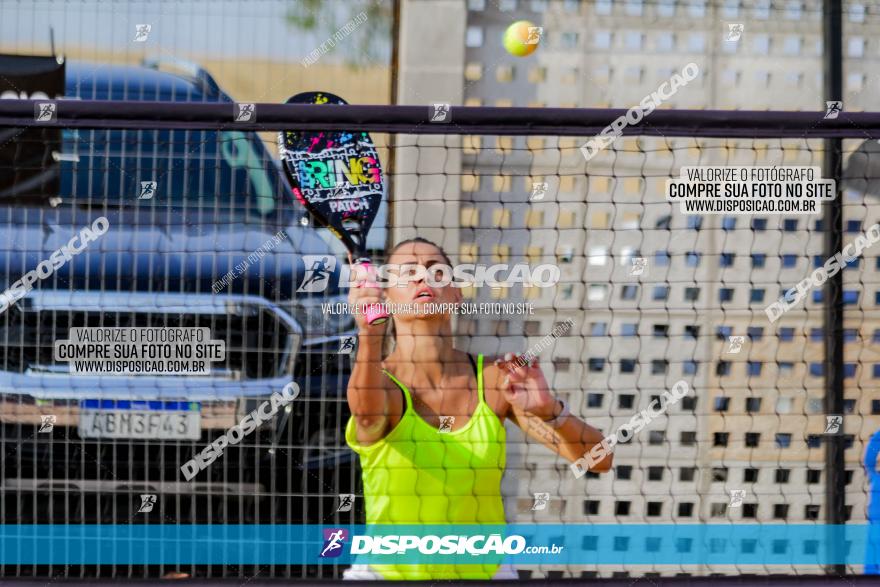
56,128,290,219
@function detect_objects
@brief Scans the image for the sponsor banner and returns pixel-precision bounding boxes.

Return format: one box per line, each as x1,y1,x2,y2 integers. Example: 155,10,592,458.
1,524,877,566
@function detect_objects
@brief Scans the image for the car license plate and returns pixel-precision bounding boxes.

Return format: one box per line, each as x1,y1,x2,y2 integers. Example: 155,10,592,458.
79,399,201,440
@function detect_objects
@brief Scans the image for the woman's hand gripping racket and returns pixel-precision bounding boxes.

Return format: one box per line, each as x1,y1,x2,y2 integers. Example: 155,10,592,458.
278,91,388,325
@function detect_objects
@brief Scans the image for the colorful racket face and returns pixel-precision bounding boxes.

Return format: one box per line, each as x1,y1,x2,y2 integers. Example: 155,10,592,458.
278,91,384,258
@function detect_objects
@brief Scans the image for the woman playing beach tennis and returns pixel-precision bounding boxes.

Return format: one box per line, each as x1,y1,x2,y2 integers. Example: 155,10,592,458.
343,238,612,580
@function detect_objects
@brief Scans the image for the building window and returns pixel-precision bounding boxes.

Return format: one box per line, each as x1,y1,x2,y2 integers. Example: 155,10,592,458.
722,217,737,230
649,431,665,445
750,289,766,303
465,26,484,47
782,254,797,268
464,63,483,82
688,0,706,17
755,0,771,19
653,286,670,301
745,432,760,447
714,432,729,447
621,285,639,300
495,65,515,83
752,218,768,231
589,358,605,372
618,394,635,409
774,504,789,520
681,431,697,445
621,359,637,374
587,393,604,408
719,288,734,302
656,32,675,52
680,467,696,481
621,323,638,337
776,433,793,448
653,324,669,338
720,252,735,267
651,360,669,375
747,326,764,340
777,396,793,412
745,397,762,412
655,250,671,266
785,0,803,19
716,361,731,376
850,3,866,22
648,466,664,481
584,500,600,515
744,468,759,483
722,0,739,17
625,0,644,15
594,31,612,50
779,327,795,341
624,31,644,51
552,358,571,372
775,469,791,484
742,503,758,518
590,322,607,336
678,502,694,517
684,287,700,302
805,505,821,520
683,361,697,375
561,32,580,50
849,37,865,58
783,36,802,55
685,325,700,339
710,503,727,517
751,253,766,268
595,0,612,15
688,33,705,52
529,0,548,10
657,0,675,16
807,469,821,484
753,34,770,54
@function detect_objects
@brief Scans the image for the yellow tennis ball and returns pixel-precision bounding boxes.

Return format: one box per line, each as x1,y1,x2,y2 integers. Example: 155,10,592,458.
503,20,540,57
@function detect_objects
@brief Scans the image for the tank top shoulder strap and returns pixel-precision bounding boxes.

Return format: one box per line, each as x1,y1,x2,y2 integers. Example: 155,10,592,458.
476,353,485,403
382,369,413,411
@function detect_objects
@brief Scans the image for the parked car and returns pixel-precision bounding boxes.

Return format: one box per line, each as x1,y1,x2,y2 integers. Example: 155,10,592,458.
0,57,362,547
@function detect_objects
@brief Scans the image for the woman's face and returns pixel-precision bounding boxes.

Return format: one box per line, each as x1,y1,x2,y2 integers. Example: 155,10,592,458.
384,241,462,316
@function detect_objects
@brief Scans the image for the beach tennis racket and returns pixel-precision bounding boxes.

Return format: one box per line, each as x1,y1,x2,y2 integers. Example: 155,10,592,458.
279,91,388,325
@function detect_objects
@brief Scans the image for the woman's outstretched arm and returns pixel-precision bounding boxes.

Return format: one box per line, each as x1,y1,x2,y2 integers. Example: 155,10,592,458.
491,354,613,472
346,260,397,445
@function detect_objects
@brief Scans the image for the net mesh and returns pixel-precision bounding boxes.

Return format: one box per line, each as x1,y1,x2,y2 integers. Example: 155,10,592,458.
0,113,878,580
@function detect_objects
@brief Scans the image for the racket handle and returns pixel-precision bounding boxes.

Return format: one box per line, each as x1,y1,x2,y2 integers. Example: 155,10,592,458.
355,260,389,325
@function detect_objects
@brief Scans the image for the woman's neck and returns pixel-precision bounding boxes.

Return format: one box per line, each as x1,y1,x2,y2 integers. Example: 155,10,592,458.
388,320,460,383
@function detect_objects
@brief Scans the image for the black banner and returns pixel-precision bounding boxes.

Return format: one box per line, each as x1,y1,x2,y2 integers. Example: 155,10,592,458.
0,53,65,200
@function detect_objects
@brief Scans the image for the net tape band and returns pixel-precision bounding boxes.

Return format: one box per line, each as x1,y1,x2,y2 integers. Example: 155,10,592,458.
1,99,878,138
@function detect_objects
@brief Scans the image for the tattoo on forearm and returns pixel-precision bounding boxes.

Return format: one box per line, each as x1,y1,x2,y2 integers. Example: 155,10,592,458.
526,416,560,447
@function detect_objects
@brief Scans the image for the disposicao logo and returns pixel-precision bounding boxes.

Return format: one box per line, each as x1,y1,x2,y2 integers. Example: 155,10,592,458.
320,528,348,558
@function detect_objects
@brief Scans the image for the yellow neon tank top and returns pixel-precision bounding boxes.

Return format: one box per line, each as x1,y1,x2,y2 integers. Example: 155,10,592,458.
344,353,507,579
